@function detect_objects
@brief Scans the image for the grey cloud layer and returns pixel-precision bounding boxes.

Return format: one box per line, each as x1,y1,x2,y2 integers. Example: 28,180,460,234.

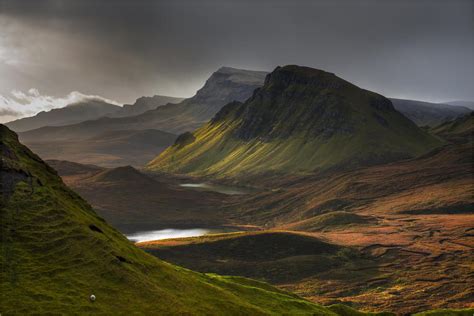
1,0,473,104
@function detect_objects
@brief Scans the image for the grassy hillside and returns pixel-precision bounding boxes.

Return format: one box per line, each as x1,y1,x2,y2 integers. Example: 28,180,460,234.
0,124,371,315
148,65,441,177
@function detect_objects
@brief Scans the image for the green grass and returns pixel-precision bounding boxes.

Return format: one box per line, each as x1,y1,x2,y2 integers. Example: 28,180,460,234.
1,124,371,315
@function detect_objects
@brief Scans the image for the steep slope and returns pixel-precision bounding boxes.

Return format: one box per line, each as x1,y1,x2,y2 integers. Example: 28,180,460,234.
390,98,471,126
0,124,359,315
111,95,185,117
24,129,177,167
149,65,441,177
5,99,121,132
19,67,267,142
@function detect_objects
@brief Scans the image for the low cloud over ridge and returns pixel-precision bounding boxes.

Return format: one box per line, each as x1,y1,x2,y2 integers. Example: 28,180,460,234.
0,89,121,123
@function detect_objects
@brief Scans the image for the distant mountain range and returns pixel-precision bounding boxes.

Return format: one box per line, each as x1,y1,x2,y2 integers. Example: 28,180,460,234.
444,100,474,110
110,95,185,117
19,67,267,141
7,66,471,169
16,67,267,166
5,94,184,133
390,98,471,126
148,65,441,177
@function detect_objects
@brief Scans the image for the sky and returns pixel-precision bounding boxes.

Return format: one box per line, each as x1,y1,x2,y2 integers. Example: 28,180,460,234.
0,0,473,122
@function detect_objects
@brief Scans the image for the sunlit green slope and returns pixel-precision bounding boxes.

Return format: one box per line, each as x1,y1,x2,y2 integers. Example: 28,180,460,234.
148,65,441,178
1,124,377,315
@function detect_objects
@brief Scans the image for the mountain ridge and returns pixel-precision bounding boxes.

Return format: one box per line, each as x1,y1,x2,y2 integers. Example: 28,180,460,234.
389,98,471,126
5,99,121,132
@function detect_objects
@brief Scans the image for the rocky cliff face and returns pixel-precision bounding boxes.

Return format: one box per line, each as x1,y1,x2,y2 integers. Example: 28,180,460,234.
179,67,268,120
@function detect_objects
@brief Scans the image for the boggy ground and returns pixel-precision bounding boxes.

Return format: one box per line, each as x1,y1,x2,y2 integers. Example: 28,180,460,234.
139,213,473,315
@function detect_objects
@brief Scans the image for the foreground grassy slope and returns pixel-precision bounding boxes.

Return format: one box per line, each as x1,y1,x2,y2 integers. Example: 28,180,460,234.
148,65,441,177
1,124,369,315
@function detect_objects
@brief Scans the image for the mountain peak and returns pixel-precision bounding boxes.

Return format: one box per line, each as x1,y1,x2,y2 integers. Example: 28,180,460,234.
263,65,351,92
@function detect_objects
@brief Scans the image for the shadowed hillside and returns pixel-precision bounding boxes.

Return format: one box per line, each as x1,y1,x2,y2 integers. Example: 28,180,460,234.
24,129,177,167
140,231,365,284
1,124,377,315
148,65,441,177
51,163,231,232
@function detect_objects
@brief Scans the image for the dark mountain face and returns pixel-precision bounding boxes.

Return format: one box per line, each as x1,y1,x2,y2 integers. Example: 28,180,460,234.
149,65,441,176
228,66,393,141
390,98,471,126
5,99,121,132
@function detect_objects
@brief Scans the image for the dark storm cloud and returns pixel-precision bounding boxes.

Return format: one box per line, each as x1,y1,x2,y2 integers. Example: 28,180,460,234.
0,0,473,104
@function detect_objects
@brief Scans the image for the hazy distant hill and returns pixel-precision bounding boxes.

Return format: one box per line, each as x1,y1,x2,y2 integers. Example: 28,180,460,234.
1,124,349,315
25,129,177,167
5,99,121,132
444,100,474,110
111,95,185,117
149,65,441,177
390,98,471,126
